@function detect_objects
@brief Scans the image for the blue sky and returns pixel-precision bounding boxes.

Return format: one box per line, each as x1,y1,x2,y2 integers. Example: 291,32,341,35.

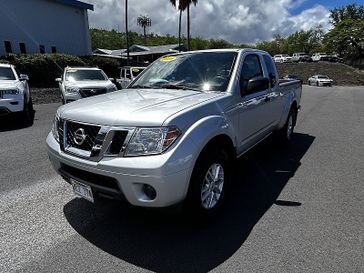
290,0,363,15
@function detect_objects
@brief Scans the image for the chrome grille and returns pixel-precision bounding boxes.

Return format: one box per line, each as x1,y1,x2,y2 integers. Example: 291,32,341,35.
65,121,101,152
79,88,107,98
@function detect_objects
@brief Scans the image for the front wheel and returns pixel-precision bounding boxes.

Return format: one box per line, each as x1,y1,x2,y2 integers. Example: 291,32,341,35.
185,148,231,218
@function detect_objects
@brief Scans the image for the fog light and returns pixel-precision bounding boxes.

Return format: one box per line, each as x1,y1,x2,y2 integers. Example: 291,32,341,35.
142,184,157,200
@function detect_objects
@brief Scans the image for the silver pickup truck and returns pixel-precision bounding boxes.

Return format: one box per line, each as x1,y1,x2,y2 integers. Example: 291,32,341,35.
47,49,301,216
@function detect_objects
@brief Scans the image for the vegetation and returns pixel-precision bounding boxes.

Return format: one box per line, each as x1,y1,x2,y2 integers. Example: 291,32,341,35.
137,15,152,38
323,4,364,65
169,0,198,50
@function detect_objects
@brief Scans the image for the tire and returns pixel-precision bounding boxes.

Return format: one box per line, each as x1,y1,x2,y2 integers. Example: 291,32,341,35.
184,148,232,218
308,81,311,85
21,95,34,125
316,81,319,87
276,107,296,142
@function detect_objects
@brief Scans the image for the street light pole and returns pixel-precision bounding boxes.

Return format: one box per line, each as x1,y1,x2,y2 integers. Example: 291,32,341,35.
125,0,130,65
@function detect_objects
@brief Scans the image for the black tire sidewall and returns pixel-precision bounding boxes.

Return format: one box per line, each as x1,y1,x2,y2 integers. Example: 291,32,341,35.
185,148,231,217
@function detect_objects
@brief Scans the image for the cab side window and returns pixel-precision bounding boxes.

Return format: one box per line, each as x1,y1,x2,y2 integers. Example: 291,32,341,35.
240,54,263,95
263,55,277,88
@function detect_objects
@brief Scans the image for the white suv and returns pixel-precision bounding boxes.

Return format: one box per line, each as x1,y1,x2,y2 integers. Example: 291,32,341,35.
273,54,292,63
56,67,117,104
0,63,33,122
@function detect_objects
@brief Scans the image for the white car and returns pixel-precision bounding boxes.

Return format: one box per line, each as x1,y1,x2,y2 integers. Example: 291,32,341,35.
312,53,331,62
308,75,333,87
0,63,33,122
56,67,117,104
273,54,292,63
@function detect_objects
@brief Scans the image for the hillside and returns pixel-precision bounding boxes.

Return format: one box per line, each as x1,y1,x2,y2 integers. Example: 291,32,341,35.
276,62,364,86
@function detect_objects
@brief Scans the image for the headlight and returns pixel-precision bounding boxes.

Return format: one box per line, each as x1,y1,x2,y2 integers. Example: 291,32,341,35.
65,86,79,93
125,126,181,156
2,89,20,95
52,115,60,143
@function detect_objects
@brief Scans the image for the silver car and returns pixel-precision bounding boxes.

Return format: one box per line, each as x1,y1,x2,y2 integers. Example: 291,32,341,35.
56,67,117,104
308,75,333,87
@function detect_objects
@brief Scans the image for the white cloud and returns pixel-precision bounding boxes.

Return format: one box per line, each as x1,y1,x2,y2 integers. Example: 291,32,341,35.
86,0,330,44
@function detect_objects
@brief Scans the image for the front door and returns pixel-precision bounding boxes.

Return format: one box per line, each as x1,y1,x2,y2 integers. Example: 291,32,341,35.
237,54,274,153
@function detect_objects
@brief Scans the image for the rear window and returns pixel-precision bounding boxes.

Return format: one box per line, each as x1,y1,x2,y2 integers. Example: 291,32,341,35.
0,67,16,80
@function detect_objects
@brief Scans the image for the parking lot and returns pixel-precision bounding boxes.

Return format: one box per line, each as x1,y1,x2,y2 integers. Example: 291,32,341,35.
0,85,363,273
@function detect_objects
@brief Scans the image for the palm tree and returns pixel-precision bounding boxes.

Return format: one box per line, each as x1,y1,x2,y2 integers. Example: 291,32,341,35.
137,15,152,38
170,0,198,51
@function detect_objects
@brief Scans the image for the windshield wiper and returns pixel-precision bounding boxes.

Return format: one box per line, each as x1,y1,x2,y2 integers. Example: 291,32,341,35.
129,84,156,89
160,84,202,92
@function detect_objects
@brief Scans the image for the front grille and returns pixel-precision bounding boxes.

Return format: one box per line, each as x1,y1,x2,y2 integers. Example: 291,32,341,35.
65,121,101,152
79,88,107,98
108,131,128,155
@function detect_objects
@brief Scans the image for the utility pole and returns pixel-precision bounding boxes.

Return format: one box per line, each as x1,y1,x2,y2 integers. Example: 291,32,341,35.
125,0,130,65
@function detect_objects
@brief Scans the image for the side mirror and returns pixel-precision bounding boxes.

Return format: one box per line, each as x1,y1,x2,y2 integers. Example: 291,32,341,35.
243,77,269,95
55,78,62,82
109,78,115,82
19,74,29,81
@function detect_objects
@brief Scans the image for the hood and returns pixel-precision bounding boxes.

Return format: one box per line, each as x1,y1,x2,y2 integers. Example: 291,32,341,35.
59,88,223,127
65,80,113,89
0,80,20,89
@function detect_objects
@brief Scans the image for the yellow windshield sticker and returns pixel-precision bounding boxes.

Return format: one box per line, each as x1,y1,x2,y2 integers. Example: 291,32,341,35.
160,56,177,62
132,68,140,72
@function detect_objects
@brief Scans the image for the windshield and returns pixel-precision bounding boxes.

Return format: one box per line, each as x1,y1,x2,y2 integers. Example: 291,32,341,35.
65,69,107,82
282,54,290,57
317,75,329,79
130,52,238,92
0,67,16,80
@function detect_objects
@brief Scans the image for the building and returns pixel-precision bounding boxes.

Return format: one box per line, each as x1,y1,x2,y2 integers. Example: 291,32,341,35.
93,44,187,65
0,0,93,56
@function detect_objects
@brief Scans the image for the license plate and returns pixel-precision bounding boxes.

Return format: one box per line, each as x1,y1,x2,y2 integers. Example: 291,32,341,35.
71,179,94,203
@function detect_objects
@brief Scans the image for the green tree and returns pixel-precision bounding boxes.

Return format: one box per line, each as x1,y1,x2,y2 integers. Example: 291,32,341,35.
330,4,364,26
169,0,198,50
137,15,152,38
324,4,364,63
323,19,364,60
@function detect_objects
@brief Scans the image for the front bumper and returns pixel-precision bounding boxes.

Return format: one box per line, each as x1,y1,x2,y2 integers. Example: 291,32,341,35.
46,133,195,207
318,81,332,86
0,94,24,114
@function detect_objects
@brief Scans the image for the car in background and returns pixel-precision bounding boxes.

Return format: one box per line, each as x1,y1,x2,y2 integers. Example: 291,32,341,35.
0,63,33,123
273,54,292,63
292,53,312,62
56,67,117,104
312,53,331,62
283,74,303,83
117,66,146,89
308,75,333,87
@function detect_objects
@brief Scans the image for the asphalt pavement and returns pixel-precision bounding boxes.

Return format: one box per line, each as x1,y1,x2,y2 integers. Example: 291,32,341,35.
0,86,363,273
